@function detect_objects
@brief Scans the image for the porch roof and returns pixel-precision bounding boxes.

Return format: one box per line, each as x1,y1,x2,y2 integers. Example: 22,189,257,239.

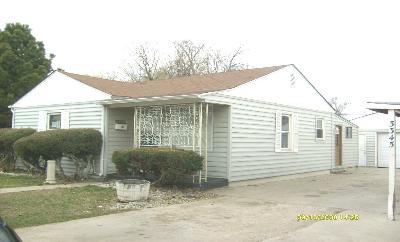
59,65,286,99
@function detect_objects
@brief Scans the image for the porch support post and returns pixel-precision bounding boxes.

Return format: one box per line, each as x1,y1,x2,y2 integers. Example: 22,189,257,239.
199,103,203,156
388,109,396,221
193,103,196,151
100,105,108,176
134,108,138,148
205,103,209,182
138,107,141,148
199,103,203,184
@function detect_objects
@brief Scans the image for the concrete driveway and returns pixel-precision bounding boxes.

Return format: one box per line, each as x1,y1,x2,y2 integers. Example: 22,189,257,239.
17,168,400,242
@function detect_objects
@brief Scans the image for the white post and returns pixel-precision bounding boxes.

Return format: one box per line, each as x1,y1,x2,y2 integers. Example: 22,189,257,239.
205,103,209,182
193,103,196,151
199,103,203,185
199,103,203,156
45,160,57,184
388,109,396,221
138,107,141,148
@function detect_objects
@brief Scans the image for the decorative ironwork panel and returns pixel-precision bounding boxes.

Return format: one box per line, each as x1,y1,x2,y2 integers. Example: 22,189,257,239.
138,104,200,147
139,106,162,146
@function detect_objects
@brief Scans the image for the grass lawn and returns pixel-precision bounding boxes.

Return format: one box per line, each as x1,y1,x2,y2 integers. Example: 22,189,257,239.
0,185,117,228
0,174,45,188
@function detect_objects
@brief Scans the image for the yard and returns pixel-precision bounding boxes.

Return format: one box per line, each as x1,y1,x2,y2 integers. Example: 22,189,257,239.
0,184,215,229
0,185,116,228
0,173,44,188
15,168,400,242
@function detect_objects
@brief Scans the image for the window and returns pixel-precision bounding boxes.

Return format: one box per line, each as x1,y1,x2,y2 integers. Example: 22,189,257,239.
346,127,353,138
48,113,61,129
316,118,324,139
137,104,213,148
281,115,291,149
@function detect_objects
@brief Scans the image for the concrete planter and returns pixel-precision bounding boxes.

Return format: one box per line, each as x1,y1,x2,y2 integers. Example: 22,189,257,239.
115,179,150,202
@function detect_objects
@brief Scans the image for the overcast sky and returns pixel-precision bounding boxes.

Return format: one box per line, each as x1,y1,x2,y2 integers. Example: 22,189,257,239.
2,0,399,116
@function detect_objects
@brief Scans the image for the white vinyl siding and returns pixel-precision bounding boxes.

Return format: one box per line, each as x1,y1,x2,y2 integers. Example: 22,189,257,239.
13,102,103,176
206,104,229,179
61,111,70,129
104,108,135,174
359,130,377,167
203,94,339,182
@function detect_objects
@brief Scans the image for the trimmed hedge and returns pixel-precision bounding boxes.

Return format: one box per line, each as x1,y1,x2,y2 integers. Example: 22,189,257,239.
14,129,102,178
112,148,203,185
62,129,103,177
0,128,36,171
14,130,65,171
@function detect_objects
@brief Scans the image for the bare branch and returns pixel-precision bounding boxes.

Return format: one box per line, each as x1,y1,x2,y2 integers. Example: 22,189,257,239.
120,40,248,82
329,97,350,115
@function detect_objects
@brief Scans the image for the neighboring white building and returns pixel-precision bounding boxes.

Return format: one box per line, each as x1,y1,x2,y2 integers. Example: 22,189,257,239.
9,64,359,184
353,112,400,168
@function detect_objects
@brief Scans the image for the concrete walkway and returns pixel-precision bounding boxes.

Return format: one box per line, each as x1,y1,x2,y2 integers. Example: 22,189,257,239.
0,182,100,194
16,168,400,242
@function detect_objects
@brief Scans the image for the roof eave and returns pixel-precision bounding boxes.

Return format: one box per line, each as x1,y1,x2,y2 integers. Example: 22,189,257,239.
96,94,203,106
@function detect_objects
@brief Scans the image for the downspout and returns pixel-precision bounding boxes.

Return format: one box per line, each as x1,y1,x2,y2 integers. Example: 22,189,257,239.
10,107,15,128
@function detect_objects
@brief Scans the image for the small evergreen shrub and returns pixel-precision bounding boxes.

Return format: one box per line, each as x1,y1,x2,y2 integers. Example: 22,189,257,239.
0,128,36,171
14,129,102,178
62,129,103,178
14,130,65,171
112,148,203,185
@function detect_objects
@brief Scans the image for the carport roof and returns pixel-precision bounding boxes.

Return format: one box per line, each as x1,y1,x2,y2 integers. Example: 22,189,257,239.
367,101,400,117
59,65,286,99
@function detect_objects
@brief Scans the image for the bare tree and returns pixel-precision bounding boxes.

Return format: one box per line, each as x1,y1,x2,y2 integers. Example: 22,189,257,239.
205,47,247,73
123,44,162,82
329,97,350,115
98,71,121,81
122,40,247,82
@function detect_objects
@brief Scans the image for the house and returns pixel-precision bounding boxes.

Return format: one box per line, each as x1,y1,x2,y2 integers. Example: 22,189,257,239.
9,64,359,184
353,111,400,168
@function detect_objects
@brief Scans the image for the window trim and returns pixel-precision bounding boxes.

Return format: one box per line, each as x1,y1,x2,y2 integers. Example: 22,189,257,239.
47,112,61,130
346,127,353,139
316,118,324,140
280,114,292,150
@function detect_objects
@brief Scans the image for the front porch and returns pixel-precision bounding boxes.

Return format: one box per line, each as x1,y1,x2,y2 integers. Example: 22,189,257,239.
101,100,230,186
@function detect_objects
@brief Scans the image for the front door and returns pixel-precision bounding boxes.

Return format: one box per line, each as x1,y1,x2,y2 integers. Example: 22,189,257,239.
335,126,343,166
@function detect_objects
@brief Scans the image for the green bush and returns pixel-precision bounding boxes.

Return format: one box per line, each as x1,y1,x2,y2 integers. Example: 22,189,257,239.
112,148,203,185
62,129,103,178
14,129,102,178
0,128,36,171
14,130,65,171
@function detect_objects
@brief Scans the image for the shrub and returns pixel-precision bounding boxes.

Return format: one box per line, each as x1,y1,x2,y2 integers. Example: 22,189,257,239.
0,128,36,171
14,128,102,178
112,148,203,185
62,129,103,178
14,130,65,172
